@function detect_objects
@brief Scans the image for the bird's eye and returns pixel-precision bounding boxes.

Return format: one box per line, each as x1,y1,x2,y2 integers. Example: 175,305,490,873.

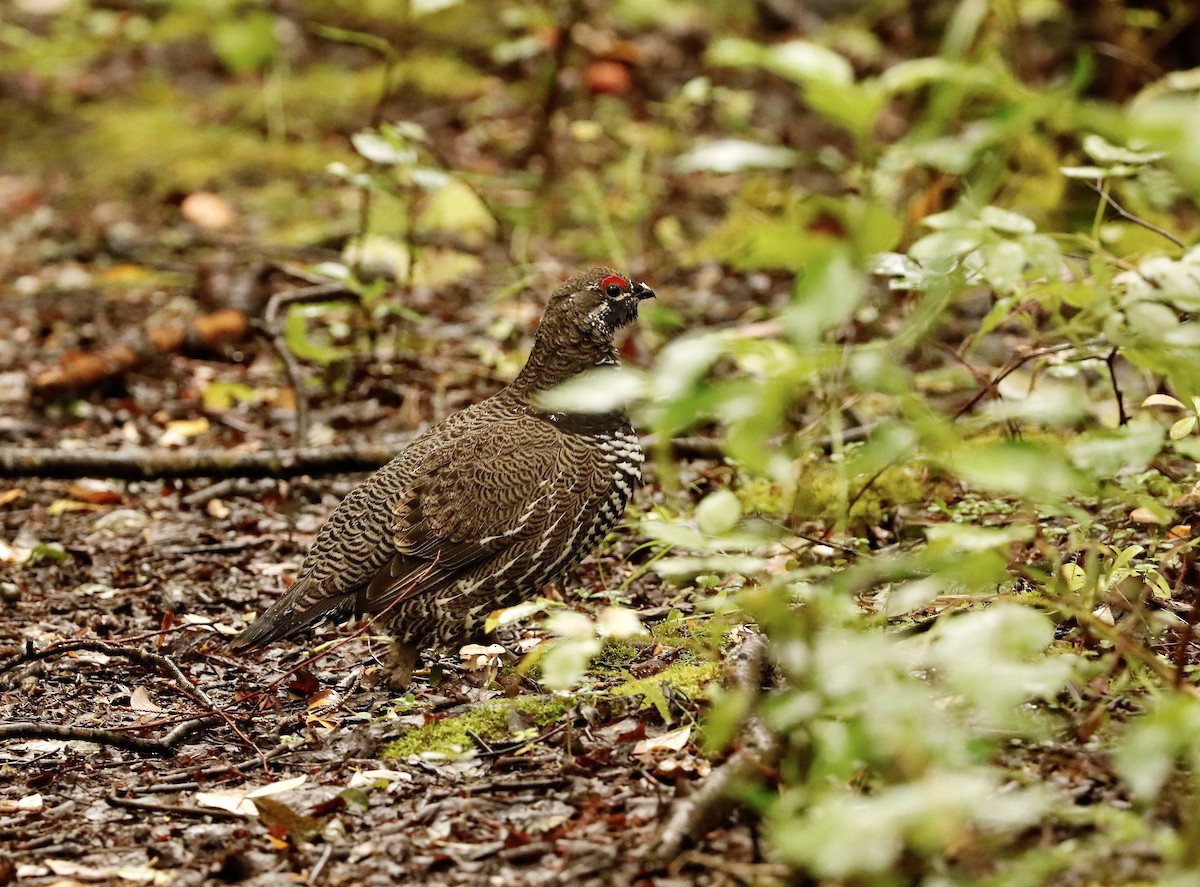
598,274,627,298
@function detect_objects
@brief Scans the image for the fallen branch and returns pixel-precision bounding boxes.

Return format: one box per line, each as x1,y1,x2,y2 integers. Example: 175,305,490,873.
105,792,244,820
0,442,406,480
0,640,214,704
0,716,221,756
0,436,743,480
31,308,251,396
651,631,780,864
0,639,225,757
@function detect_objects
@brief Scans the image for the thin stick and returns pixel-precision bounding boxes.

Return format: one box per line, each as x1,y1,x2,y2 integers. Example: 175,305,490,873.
0,716,220,756
1106,348,1128,426
0,441,404,480
1087,180,1186,249
105,792,245,820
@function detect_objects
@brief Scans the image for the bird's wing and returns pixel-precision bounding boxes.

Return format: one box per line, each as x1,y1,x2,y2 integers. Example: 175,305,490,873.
232,412,609,649
356,413,610,613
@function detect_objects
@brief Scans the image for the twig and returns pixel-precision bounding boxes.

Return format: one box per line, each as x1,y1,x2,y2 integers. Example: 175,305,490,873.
0,639,241,758
0,639,213,709
260,282,356,449
1086,180,1186,249
951,341,1087,420
308,843,334,886
670,850,791,885
31,309,250,397
652,632,777,863
152,742,297,785
0,441,406,480
0,436,752,480
847,341,1095,512
1106,348,1128,426
0,716,220,756
105,792,244,820
461,778,566,795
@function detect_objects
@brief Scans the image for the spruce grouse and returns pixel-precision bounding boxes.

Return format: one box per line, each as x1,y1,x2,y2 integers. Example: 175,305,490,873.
233,267,654,686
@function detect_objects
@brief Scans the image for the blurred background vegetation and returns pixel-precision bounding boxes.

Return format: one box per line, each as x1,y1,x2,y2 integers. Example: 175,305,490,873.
7,0,1200,882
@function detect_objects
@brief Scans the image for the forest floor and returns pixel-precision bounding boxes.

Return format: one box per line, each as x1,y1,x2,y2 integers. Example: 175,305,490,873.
0,266,782,887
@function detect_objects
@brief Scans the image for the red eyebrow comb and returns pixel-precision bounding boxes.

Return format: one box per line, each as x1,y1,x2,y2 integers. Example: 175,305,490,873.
598,274,627,291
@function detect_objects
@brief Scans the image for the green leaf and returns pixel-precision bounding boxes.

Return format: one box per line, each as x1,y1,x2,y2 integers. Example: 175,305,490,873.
980,239,1027,292
1067,422,1165,473
1170,416,1197,439
351,131,418,166
673,139,800,174
486,598,561,633
416,179,496,237
947,439,1090,500
695,489,742,535
284,304,356,366
211,10,278,74
909,228,985,263
1115,696,1200,799
979,206,1037,234
783,250,863,342
539,635,601,691
536,366,646,414
1082,134,1167,166
926,605,1073,726
202,381,257,411
28,544,70,565
709,37,853,86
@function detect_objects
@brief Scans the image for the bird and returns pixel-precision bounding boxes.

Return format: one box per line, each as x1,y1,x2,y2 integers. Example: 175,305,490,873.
232,267,655,688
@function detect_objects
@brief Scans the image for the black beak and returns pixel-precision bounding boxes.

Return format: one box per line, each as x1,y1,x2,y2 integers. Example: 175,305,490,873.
631,281,655,301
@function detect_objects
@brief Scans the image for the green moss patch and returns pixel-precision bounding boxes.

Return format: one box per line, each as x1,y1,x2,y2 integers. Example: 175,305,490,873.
613,661,720,707
380,693,575,760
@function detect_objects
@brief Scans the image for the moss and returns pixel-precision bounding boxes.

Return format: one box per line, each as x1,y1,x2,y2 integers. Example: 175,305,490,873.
381,657,721,759
790,456,934,526
588,639,640,674
380,693,575,760
612,660,720,704
78,99,337,196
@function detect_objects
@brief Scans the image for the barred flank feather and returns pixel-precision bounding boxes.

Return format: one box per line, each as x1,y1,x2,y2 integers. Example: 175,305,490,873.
232,267,654,688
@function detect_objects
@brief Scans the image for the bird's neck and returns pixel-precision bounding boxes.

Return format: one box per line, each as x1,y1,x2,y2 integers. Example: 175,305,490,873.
509,326,618,398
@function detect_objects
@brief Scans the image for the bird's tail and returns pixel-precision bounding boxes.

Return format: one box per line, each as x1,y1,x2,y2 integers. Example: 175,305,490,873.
230,577,356,651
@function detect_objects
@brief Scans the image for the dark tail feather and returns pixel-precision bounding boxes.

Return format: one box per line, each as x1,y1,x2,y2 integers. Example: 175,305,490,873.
230,580,357,651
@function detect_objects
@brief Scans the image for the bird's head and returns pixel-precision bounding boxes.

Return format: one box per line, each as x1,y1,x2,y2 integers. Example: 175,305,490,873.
512,266,655,395
544,266,655,339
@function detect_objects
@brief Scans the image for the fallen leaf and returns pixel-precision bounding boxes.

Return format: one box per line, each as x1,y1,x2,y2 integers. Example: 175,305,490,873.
196,774,308,817
48,499,103,516
1142,394,1186,409
596,606,645,639
129,687,163,714
306,688,342,711
633,725,692,757
254,796,322,844
157,417,211,447
67,481,122,505
346,768,413,790
181,192,236,230
0,488,24,507
586,59,633,95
